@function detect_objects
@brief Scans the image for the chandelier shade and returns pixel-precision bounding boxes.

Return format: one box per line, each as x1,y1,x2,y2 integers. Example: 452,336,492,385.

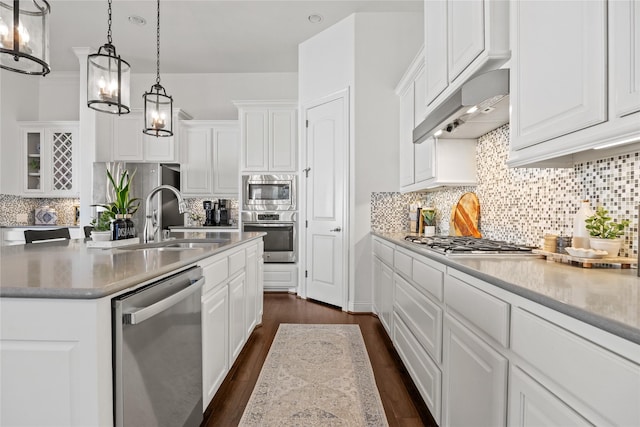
87,0,130,115
0,0,51,75
143,0,172,137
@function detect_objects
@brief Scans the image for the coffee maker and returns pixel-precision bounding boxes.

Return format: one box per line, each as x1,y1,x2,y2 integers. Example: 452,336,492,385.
217,199,230,226
203,200,216,226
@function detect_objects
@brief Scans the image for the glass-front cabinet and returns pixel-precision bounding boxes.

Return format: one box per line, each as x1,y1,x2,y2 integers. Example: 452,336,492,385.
21,122,78,197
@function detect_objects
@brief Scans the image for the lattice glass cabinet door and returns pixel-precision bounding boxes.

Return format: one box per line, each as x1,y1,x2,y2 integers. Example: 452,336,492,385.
51,131,74,191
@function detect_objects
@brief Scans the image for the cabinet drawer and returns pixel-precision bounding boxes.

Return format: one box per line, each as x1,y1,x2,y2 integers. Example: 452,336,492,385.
201,256,229,294
394,274,442,362
393,312,442,425
373,237,394,266
412,258,444,302
444,274,510,347
394,248,412,279
512,308,640,427
228,249,246,276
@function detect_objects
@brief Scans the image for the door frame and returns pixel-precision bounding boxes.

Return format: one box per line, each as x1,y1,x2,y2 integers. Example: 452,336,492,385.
298,88,350,310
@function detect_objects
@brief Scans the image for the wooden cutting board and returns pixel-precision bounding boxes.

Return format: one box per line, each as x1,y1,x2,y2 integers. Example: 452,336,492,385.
450,192,482,238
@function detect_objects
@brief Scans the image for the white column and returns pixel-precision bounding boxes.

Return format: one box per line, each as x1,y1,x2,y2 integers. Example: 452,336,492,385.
73,47,97,227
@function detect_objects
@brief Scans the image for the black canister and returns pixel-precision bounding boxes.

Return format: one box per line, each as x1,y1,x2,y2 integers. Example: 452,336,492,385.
124,214,136,239
556,235,572,254
112,214,127,240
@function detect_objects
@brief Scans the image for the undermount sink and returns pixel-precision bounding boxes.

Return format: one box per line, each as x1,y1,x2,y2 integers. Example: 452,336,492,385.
116,238,230,251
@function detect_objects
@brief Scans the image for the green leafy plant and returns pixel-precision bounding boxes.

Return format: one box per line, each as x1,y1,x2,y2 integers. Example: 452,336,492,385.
28,159,40,171
422,208,436,226
94,168,140,216
585,206,629,239
90,210,112,232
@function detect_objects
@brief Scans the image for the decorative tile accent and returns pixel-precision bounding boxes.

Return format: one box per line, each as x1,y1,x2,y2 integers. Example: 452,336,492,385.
371,124,639,258
0,195,79,226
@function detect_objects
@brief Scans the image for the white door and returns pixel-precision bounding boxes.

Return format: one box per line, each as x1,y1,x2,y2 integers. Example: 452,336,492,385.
304,94,347,308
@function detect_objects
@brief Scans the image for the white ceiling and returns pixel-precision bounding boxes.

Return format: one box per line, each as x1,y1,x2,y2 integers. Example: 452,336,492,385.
49,0,423,74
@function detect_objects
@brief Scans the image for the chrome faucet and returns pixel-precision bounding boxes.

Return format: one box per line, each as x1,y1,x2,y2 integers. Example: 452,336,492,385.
143,185,187,243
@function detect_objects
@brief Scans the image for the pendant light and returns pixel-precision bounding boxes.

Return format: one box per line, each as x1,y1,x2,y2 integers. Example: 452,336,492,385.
143,0,172,137
87,0,130,115
0,0,50,75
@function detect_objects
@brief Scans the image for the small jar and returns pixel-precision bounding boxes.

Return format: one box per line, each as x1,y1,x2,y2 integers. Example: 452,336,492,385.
556,236,572,254
543,234,557,253
112,214,127,240
124,214,136,239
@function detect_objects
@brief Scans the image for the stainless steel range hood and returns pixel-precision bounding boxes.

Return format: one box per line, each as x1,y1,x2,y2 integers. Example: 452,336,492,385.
413,69,510,143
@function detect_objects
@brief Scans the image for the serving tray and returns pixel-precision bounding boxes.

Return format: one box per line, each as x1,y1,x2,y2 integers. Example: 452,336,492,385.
86,237,140,249
533,249,637,269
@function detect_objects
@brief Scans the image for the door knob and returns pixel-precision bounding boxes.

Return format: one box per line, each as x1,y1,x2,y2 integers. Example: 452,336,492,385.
329,227,342,232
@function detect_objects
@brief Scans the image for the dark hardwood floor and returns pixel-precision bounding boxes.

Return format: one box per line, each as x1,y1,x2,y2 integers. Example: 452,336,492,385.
203,293,438,426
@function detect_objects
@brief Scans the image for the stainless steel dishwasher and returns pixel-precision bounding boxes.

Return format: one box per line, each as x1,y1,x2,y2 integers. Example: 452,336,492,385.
112,266,204,427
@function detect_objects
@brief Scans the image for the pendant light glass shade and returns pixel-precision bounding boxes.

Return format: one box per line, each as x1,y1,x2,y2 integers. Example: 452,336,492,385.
143,83,173,137
0,0,51,75
143,0,172,137
87,0,130,115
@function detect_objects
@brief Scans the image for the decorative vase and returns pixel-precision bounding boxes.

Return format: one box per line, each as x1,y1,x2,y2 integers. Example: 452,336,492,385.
588,238,622,256
424,225,436,237
91,231,111,242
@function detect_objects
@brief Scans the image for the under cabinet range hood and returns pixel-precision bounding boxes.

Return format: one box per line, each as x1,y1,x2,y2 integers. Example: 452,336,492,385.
413,69,510,143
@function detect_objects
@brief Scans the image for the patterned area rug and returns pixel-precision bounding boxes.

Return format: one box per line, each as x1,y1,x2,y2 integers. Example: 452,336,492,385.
239,324,389,426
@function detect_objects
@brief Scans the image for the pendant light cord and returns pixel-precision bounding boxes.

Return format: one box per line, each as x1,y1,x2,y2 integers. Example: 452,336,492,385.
107,0,113,45
156,0,161,85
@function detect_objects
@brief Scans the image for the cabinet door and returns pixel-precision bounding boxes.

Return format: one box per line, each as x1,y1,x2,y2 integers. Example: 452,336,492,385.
398,86,415,188
241,110,269,171
202,285,229,410
212,127,240,196
23,129,44,194
611,0,640,118
424,0,448,106
257,241,264,323
510,0,607,150
442,314,508,427
414,136,435,183
269,109,296,171
245,245,258,337
48,129,76,194
229,272,246,364
181,127,213,196
379,259,394,335
112,115,144,161
509,366,593,427
144,134,175,162
448,0,485,82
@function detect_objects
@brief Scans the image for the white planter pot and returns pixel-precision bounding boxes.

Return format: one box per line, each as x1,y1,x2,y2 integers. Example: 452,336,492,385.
91,231,112,242
588,237,622,256
424,226,436,237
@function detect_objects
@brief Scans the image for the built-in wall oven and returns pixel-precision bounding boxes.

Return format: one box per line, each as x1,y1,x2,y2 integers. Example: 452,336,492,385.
242,174,296,211
242,211,296,262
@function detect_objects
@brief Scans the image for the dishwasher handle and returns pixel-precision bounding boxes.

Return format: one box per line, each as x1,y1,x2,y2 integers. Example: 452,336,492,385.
123,277,204,325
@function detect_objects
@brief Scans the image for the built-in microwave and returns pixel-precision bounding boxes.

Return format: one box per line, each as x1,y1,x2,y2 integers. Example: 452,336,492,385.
242,174,297,211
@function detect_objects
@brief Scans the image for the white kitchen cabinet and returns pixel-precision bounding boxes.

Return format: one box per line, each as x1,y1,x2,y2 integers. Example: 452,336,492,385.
423,0,509,109
372,236,394,334
20,122,78,197
508,0,640,167
262,263,298,291
245,243,258,336
256,240,264,323
508,366,592,427
96,109,191,163
201,282,229,411
229,271,246,365
442,313,508,427
180,121,240,197
396,51,477,193
235,101,297,172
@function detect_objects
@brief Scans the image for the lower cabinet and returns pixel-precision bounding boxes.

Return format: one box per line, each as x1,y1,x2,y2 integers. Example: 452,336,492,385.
229,272,247,364
508,365,592,427
262,263,297,291
201,284,229,411
442,313,508,427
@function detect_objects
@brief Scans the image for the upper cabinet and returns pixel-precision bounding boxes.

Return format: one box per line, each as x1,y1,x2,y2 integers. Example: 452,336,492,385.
396,50,477,193
235,101,297,172
96,109,191,163
180,120,240,197
423,0,510,109
508,0,640,167
20,122,79,197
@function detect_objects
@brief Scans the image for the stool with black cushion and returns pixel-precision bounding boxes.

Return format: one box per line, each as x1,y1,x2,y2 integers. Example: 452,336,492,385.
24,228,71,244
83,226,94,238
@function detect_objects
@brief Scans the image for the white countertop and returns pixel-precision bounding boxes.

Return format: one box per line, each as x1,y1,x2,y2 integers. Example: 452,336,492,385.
373,232,640,345
0,231,263,299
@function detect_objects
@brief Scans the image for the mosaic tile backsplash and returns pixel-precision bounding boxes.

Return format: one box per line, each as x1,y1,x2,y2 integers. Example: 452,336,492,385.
371,124,639,258
0,195,80,226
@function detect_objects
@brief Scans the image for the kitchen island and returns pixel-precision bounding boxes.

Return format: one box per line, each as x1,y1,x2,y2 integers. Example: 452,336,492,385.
0,231,264,426
372,231,640,427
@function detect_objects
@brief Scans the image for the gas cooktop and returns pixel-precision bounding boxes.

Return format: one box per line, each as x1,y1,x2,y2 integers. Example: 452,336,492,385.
404,235,536,256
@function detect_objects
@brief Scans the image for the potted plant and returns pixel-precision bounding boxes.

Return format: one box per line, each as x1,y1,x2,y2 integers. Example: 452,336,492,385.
422,207,437,237
89,210,112,241
585,206,629,256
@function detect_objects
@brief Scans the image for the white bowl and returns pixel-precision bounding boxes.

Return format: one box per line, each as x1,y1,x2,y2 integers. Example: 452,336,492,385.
565,247,608,258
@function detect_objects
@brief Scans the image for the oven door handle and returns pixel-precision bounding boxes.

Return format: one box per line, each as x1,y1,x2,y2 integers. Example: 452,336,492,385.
244,222,294,227
123,277,204,325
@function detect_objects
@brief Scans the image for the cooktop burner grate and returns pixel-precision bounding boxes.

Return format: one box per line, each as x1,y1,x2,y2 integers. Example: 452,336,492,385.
404,235,536,255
